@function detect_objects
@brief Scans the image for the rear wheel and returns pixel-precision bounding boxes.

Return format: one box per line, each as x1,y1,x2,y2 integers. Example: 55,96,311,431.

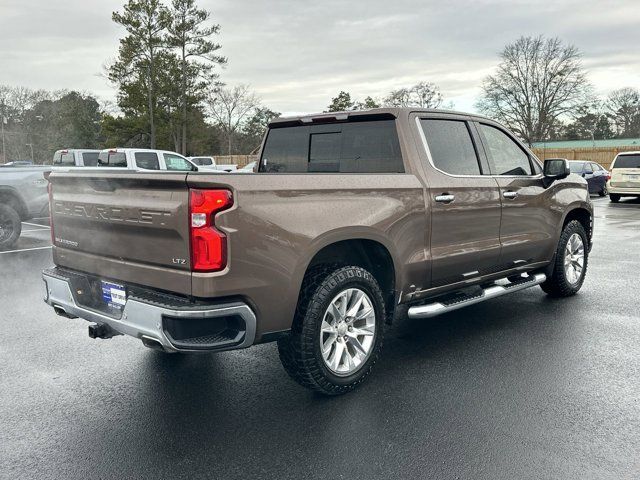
278,266,385,395
540,220,588,297
609,194,620,203
599,184,608,197
0,205,21,250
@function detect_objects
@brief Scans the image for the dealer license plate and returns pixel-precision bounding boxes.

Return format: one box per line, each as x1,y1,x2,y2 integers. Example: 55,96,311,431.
101,281,127,310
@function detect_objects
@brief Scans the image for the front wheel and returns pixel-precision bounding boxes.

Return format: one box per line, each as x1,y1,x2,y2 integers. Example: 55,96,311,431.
0,205,21,250
540,220,588,297
278,266,385,395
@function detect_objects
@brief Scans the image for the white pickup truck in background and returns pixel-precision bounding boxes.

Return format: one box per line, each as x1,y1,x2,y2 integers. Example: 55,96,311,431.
188,156,237,172
98,149,200,171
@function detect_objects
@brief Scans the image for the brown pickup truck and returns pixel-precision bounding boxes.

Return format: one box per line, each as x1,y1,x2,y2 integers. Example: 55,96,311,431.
43,108,593,395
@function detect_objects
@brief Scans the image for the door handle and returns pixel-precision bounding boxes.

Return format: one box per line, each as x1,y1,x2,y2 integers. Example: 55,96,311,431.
503,191,518,199
434,194,455,203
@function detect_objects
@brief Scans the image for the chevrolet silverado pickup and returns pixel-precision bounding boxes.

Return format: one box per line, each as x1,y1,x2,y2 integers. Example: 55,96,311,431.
42,108,593,395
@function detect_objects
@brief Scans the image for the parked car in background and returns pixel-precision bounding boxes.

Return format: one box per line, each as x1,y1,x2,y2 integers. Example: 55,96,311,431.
568,160,609,197
1,160,34,167
0,165,51,249
607,152,640,203
235,161,256,173
53,149,101,167
98,149,199,171
188,156,237,172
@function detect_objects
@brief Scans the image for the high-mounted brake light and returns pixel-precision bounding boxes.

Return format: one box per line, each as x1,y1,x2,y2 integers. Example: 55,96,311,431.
48,181,55,245
189,189,233,272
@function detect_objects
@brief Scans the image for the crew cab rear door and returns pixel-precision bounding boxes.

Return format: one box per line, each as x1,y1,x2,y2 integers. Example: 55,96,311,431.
415,113,502,287
473,121,555,266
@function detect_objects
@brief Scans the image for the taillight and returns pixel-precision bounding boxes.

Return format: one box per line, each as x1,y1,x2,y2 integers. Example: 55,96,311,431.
48,181,55,245
189,189,233,272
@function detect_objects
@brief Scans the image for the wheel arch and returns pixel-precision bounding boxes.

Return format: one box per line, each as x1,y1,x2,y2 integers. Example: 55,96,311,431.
0,187,28,219
293,230,400,323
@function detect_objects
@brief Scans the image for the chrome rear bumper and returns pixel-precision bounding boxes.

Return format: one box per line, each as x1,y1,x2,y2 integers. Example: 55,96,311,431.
42,268,256,353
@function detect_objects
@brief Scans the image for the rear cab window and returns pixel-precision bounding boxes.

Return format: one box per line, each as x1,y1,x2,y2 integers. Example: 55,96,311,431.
612,154,640,169
82,152,99,166
192,157,213,166
259,117,404,173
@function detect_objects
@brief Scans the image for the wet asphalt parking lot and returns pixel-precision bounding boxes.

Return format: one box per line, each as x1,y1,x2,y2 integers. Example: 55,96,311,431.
1,197,639,480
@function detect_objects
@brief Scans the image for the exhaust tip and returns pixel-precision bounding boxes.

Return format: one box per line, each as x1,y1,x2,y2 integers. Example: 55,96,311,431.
141,336,169,352
53,305,78,319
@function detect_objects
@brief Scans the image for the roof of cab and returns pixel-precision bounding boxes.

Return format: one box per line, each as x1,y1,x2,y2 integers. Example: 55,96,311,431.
269,107,496,127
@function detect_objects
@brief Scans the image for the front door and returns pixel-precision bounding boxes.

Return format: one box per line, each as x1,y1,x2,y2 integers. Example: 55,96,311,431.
417,115,502,288
475,122,557,266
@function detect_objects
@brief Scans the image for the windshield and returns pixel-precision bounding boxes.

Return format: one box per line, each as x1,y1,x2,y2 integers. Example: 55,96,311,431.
569,162,584,173
612,154,640,169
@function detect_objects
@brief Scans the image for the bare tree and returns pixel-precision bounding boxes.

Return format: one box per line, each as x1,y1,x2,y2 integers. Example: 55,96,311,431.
208,85,260,154
605,87,640,137
384,82,443,108
477,36,592,145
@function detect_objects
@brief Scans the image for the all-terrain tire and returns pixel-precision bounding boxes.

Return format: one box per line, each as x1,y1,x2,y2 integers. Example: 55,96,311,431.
277,265,385,395
540,220,588,297
0,204,21,250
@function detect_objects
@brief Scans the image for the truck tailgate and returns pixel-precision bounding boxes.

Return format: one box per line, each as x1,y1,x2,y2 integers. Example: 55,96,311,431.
49,171,192,295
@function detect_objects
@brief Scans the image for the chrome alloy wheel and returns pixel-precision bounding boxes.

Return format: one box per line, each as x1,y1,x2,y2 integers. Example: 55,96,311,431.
320,288,376,376
564,233,585,285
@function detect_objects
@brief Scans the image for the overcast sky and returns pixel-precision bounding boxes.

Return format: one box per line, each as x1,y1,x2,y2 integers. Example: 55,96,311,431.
1,0,639,115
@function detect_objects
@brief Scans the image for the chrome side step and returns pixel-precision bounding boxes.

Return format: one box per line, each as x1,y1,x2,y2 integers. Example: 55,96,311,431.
407,273,546,319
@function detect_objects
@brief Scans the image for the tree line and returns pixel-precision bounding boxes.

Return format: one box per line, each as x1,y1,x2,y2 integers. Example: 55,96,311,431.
2,7,640,165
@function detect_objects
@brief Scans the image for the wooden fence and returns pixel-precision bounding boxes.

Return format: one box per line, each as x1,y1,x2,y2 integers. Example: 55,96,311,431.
532,146,640,170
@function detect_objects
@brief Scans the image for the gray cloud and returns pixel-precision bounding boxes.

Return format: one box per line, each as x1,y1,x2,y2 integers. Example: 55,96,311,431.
1,0,639,114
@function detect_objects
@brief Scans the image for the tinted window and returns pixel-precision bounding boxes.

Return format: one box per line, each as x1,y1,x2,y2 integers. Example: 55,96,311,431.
309,132,341,172
98,151,127,167
82,152,99,166
192,157,213,166
164,153,195,171
134,152,160,170
261,119,403,173
569,162,584,173
612,155,640,169
478,124,532,175
420,119,480,175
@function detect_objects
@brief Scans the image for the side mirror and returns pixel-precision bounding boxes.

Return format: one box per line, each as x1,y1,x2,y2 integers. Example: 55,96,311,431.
544,159,570,182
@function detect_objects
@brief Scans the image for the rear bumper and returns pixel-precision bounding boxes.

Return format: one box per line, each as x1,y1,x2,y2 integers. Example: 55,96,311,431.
42,267,256,353
607,182,640,195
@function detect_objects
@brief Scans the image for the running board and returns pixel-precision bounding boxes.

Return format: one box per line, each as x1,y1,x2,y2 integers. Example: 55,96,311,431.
407,273,547,319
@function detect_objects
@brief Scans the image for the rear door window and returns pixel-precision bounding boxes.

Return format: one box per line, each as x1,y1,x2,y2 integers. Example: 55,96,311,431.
419,119,481,175
613,155,640,169
82,152,99,166
260,119,403,173
478,124,533,175
98,151,127,167
134,152,160,170
584,163,593,174
569,162,584,173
